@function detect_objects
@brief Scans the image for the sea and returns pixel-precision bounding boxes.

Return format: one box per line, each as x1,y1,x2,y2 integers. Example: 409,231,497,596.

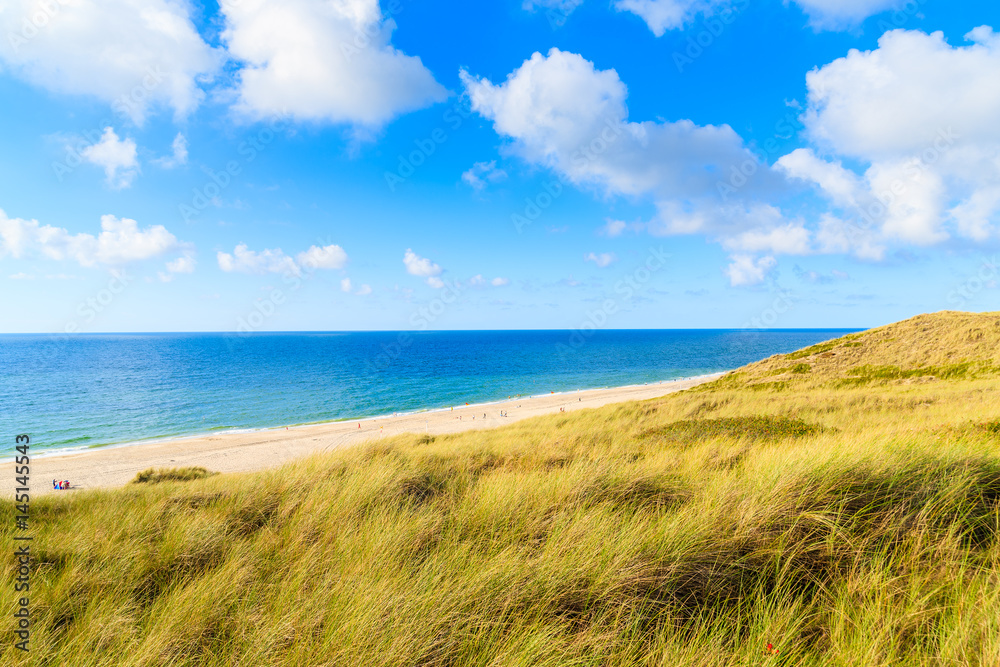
0,329,858,457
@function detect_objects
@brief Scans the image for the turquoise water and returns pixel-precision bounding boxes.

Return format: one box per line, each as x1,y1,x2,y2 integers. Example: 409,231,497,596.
0,329,857,455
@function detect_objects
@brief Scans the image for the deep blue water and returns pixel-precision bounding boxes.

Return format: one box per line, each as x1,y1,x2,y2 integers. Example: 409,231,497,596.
0,329,858,455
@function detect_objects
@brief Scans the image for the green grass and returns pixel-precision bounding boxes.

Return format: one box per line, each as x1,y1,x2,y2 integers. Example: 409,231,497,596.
131,467,216,484
3,312,1000,666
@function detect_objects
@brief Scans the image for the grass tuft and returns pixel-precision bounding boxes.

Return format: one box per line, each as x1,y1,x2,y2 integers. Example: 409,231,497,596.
131,466,216,484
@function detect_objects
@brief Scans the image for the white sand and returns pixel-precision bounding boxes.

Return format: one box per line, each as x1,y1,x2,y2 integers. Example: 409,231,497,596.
29,374,723,495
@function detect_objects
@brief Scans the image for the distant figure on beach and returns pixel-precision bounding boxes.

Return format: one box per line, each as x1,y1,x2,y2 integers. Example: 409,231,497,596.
358,423,361,429
53,479,58,490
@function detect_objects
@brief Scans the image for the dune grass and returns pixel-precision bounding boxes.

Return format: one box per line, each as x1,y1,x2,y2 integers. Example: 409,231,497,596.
131,467,216,484
3,311,1000,665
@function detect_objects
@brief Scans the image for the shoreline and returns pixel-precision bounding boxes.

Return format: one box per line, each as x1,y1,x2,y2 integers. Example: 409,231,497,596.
26,372,724,496
24,373,727,461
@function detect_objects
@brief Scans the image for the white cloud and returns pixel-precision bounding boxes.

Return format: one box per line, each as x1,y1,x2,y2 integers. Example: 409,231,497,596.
0,210,180,267
154,133,188,169
0,0,221,123
355,284,373,296
403,248,446,286
463,48,804,284
725,254,777,286
613,0,730,35
601,219,628,237
217,243,348,276
791,0,902,30
297,244,348,270
722,223,812,257
166,255,196,274
779,27,1000,251
462,49,778,235
217,244,300,275
158,252,196,282
776,149,864,209
81,128,139,189
461,161,508,190
341,277,353,293
9,272,34,280
523,0,585,12
221,0,447,126
804,28,1000,160
468,274,510,288
584,252,617,268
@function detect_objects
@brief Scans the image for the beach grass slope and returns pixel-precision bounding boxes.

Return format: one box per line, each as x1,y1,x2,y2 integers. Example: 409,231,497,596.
4,311,1000,666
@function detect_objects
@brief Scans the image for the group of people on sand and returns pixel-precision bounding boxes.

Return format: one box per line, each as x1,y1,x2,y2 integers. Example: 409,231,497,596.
52,479,70,490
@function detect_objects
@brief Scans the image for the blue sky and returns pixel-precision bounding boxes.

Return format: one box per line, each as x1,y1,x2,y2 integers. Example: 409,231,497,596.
1,0,998,333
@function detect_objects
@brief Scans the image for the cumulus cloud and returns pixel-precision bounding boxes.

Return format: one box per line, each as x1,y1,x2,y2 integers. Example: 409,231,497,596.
779,27,1000,252
602,219,628,237
297,244,348,270
463,48,800,286
81,128,139,189
340,277,353,293
468,274,510,288
613,0,732,35
584,252,617,268
462,49,777,228
221,0,446,127
721,221,812,256
461,161,508,191
158,252,196,282
217,243,348,276
355,284,373,296
0,0,221,123
726,254,777,286
403,248,446,287
791,0,902,30
218,245,297,275
154,133,189,169
0,210,181,268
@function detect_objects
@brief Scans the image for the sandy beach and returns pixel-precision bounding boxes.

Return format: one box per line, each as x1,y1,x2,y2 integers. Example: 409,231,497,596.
29,374,723,495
